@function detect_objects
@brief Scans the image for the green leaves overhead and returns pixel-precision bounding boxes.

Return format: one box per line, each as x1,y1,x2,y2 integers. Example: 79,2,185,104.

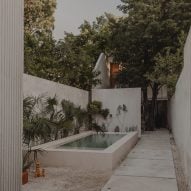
24,0,191,96
24,14,117,90
24,0,56,35
113,0,191,94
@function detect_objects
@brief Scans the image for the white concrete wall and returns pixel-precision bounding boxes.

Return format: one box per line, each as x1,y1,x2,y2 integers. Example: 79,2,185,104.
24,75,141,137
168,28,191,188
23,74,89,109
93,53,110,89
147,85,168,100
0,0,23,190
92,88,142,137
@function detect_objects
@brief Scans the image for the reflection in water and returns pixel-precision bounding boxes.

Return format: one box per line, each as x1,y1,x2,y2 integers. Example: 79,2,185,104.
58,134,126,150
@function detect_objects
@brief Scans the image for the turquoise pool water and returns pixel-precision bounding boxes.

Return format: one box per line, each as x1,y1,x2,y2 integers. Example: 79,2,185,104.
57,134,126,150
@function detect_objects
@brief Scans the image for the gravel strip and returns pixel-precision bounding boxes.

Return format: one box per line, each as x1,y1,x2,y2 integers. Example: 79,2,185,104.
170,135,190,191
22,167,110,191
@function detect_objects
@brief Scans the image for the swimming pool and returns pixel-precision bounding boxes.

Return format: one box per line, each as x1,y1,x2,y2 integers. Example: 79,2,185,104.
57,134,126,150
32,131,138,171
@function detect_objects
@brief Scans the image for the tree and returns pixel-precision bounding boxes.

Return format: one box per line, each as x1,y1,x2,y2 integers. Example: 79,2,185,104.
112,0,191,129
24,0,56,35
146,32,185,98
53,34,101,90
25,15,110,91
78,14,118,60
51,14,117,90
24,33,58,79
24,0,58,83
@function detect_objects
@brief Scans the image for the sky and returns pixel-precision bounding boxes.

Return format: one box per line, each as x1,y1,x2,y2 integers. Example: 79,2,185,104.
53,0,123,40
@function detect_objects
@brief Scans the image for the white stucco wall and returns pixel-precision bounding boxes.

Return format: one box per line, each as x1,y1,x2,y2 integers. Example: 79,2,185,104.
93,53,110,89
168,28,191,188
23,74,89,109
147,85,168,100
24,75,141,137
0,0,23,190
92,88,142,137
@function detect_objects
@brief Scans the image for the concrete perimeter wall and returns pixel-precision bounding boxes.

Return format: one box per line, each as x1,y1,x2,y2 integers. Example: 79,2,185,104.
168,28,191,188
23,74,89,109
92,88,142,137
24,75,141,136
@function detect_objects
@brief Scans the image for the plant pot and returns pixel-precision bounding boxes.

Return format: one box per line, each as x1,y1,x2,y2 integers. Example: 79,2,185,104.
22,171,28,185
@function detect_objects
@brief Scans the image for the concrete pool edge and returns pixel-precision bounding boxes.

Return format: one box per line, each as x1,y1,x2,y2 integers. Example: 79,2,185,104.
34,131,139,171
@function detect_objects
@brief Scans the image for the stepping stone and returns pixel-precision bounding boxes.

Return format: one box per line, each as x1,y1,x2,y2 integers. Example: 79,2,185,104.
116,158,176,178
102,176,178,191
127,149,173,160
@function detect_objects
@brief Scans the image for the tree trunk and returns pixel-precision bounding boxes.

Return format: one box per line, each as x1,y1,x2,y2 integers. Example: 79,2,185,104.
150,83,159,130
142,87,149,131
88,89,92,130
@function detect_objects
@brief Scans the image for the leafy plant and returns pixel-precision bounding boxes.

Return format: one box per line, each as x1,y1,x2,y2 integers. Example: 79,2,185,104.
22,148,45,172
88,101,110,119
23,95,90,146
100,109,110,119
22,150,33,172
125,126,138,133
114,126,120,132
88,101,102,115
87,101,110,133
92,122,105,134
73,106,88,134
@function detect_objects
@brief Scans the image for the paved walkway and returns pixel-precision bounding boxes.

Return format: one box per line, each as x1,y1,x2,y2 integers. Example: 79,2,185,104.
102,129,178,191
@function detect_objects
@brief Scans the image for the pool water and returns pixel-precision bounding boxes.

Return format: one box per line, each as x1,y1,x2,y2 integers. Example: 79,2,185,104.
57,134,126,150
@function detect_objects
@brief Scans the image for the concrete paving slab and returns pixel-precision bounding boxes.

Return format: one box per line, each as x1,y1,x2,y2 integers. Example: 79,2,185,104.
101,130,178,191
116,158,176,178
135,143,171,150
136,141,171,147
137,138,170,142
127,149,173,160
102,176,178,191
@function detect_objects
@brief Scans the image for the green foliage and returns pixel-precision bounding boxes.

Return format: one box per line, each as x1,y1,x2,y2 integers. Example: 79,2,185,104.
24,14,116,91
24,31,101,91
73,107,88,134
92,122,105,134
52,35,101,90
113,0,191,92
100,109,110,119
78,14,118,59
88,101,110,133
22,149,33,172
88,101,102,115
114,126,120,132
22,148,44,172
116,104,128,116
24,0,56,35
88,101,110,119
61,100,75,120
146,32,185,96
109,0,191,129
23,95,90,146
24,33,58,79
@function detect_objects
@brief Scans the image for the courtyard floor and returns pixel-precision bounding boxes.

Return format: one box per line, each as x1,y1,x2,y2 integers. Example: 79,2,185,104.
22,129,185,191
22,167,110,191
102,129,178,191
